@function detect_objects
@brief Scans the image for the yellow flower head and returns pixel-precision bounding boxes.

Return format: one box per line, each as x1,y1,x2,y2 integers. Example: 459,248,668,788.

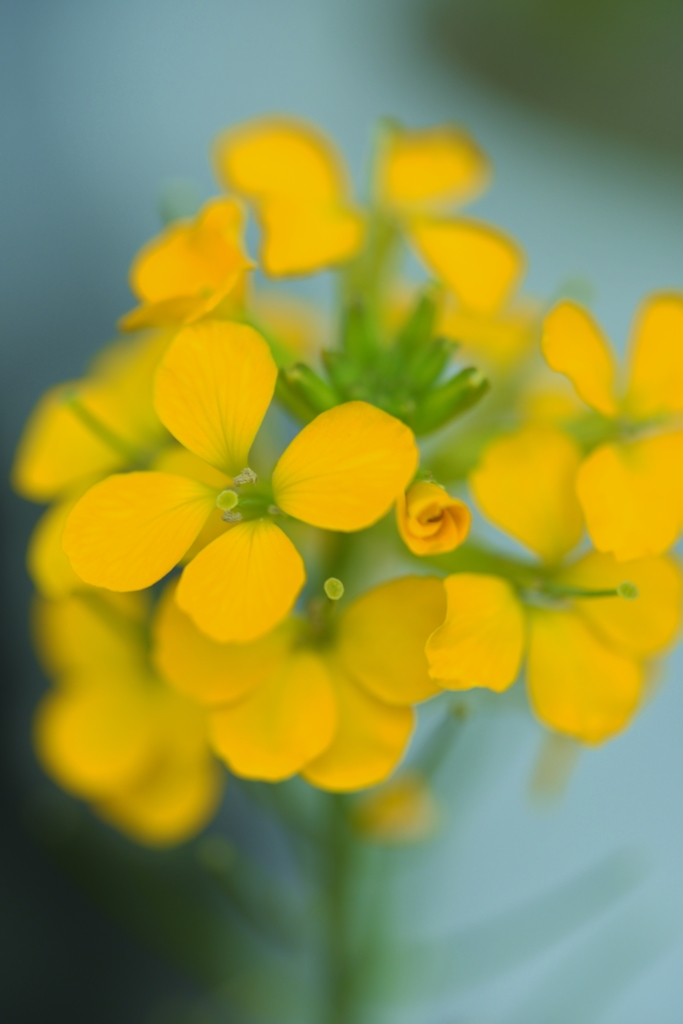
153,576,445,791
119,197,253,332
33,590,222,846
542,295,683,560
425,426,683,742
396,480,471,556
62,321,419,643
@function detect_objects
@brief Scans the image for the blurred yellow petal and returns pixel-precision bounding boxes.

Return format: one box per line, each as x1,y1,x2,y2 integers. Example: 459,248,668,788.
409,218,525,315
28,499,83,598
438,297,540,367
257,198,365,277
470,427,584,563
250,290,330,365
396,482,471,556
33,591,148,678
152,445,230,487
128,197,249,303
209,650,336,781
426,574,526,691
542,302,618,416
335,576,446,704
34,675,156,799
577,434,683,560
12,384,126,501
378,124,490,210
527,609,643,743
214,117,349,204
558,551,683,658
176,519,306,643
153,581,299,705
154,320,277,476
352,772,439,843
272,402,418,531
302,662,414,792
63,472,216,591
626,292,683,418
99,754,223,847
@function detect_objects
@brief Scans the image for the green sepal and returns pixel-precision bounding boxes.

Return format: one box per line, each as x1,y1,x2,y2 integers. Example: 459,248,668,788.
341,301,379,366
409,367,489,434
405,336,458,394
274,372,318,424
321,349,360,397
394,287,440,361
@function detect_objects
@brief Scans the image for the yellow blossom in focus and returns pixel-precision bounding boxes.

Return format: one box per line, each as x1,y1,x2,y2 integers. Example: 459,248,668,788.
63,320,419,643
426,426,683,742
396,481,471,556
542,295,683,560
119,197,253,331
153,576,446,791
33,589,222,846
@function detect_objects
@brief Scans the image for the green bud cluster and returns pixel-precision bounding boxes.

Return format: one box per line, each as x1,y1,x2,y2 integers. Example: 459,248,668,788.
274,288,490,435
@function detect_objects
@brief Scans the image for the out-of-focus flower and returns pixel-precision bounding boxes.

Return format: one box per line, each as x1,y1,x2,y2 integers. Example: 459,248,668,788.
63,321,418,643
213,119,365,276
542,295,683,560
396,480,471,556
153,576,445,791
426,427,683,742
119,198,253,331
351,772,439,843
33,590,222,846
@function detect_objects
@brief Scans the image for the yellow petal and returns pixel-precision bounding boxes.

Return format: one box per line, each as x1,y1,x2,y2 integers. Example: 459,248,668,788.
129,197,249,304
208,650,336,781
302,662,414,792
153,581,300,705
409,218,525,315
63,472,216,591
176,518,306,643
154,320,277,476
28,499,83,598
214,117,350,204
396,482,471,556
352,772,439,843
33,591,148,678
626,292,683,418
542,301,618,416
33,674,157,799
577,434,683,560
257,198,365,277
378,124,490,210
11,384,126,501
470,427,584,563
335,575,446,704
99,754,223,847
426,574,526,691
527,609,643,743
438,296,540,367
558,551,683,658
272,402,418,531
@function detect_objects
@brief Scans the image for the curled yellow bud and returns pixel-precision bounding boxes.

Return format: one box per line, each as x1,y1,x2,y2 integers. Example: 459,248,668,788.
396,481,471,555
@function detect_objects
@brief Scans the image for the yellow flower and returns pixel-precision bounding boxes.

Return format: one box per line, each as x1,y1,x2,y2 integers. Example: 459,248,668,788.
213,118,365,276
426,426,683,742
153,576,446,790
119,197,253,332
351,772,439,843
63,320,418,643
33,589,222,846
213,117,493,279
12,330,171,504
396,481,471,555
542,295,683,560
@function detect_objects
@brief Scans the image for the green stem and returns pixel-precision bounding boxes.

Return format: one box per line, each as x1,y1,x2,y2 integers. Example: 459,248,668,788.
324,794,352,1024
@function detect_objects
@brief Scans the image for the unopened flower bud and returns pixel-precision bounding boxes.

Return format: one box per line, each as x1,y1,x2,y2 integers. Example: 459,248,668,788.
396,482,471,555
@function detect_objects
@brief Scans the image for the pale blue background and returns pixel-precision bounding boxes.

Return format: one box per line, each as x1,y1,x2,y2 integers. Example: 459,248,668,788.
2,1,683,1020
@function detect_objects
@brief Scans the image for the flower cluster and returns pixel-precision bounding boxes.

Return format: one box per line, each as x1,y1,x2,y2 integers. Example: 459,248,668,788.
14,116,683,846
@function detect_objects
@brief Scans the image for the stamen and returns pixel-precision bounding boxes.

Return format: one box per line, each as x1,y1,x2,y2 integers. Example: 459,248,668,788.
233,467,258,486
542,581,639,601
221,510,243,523
268,504,283,515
